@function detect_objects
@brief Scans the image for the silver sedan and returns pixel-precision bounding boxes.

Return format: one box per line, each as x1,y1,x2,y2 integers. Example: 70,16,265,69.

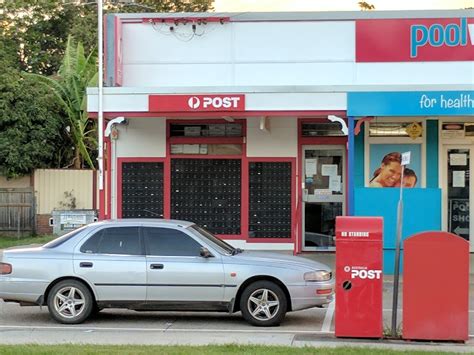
0,219,334,326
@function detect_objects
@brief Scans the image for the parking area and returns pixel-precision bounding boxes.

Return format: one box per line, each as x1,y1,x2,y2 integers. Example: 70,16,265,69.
0,253,473,348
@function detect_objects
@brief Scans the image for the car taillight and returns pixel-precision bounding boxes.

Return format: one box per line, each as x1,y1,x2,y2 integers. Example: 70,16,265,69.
0,263,12,275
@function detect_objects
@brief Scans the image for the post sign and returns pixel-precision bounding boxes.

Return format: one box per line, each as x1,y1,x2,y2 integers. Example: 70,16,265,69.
149,94,246,112
449,199,470,239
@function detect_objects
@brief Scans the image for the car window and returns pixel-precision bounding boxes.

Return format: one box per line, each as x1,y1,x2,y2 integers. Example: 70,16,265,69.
43,226,88,248
80,227,142,255
144,227,202,256
80,230,104,254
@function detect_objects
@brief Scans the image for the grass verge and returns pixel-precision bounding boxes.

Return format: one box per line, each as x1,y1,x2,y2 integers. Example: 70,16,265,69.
0,345,454,355
0,235,56,249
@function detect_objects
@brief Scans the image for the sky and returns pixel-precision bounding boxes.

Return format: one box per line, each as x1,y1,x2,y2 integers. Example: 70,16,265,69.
213,0,474,12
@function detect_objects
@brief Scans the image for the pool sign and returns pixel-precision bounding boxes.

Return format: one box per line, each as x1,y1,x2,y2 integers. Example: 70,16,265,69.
348,91,474,116
411,18,474,58
449,199,469,240
357,18,474,62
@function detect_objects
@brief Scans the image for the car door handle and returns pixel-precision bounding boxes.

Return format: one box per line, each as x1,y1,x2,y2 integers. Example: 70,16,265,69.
79,262,93,268
150,263,164,270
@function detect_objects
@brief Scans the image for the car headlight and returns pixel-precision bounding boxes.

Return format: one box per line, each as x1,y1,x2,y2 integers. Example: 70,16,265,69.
304,270,332,282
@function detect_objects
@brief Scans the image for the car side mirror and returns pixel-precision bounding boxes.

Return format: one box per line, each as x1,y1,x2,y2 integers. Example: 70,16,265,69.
200,247,213,258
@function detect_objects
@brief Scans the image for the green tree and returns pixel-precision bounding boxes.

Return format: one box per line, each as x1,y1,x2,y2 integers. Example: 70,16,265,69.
28,37,98,170
0,68,66,178
1,0,214,75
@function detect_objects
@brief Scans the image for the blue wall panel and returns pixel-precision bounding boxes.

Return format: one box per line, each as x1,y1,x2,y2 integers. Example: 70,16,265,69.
354,187,441,274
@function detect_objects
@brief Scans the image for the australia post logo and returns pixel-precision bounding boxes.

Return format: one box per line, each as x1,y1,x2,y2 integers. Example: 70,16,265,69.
344,266,382,280
356,18,474,62
149,94,245,112
187,96,243,110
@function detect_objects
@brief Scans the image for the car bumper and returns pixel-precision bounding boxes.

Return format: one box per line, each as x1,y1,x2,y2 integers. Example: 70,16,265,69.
288,279,335,311
0,278,48,304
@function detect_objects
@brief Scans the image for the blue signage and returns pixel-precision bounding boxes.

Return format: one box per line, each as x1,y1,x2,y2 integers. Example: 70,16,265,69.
348,91,474,116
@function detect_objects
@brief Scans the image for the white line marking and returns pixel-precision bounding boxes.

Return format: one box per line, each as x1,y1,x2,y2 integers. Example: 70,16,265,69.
0,325,333,335
321,297,335,333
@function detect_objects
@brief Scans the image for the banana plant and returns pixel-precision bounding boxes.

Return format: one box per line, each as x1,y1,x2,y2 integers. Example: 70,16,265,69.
27,36,98,169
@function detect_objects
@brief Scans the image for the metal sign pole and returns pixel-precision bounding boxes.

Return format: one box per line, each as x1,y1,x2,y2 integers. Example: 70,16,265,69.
98,0,104,191
391,151,410,338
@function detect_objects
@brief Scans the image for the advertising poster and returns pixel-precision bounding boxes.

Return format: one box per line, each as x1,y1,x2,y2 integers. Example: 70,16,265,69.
369,144,421,188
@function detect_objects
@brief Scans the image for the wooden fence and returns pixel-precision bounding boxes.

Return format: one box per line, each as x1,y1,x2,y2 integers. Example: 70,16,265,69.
0,188,35,233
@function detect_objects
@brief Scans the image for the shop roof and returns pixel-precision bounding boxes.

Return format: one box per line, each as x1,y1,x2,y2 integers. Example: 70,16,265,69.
87,84,474,96
114,9,473,22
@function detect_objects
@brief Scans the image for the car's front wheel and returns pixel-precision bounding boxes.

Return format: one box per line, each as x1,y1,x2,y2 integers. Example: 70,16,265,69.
47,280,93,324
240,280,287,327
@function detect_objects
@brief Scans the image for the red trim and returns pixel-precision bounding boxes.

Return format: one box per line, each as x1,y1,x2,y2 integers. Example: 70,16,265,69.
117,157,166,219
296,117,348,254
106,138,112,219
99,189,105,220
89,110,348,118
245,157,297,245
241,154,249,240
114,16,123,86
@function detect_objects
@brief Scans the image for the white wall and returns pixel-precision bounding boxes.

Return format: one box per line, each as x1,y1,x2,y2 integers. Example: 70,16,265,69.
119,19,473,88
121,21,356,87
115,118,166,158
246,117,298,157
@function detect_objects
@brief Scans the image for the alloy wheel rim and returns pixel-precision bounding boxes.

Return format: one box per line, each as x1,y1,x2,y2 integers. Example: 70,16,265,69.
53,286,86,319
247,288,280,321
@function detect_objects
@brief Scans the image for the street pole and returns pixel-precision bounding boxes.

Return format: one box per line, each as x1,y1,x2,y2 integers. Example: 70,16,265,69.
98,0,104,191
391,164,405,338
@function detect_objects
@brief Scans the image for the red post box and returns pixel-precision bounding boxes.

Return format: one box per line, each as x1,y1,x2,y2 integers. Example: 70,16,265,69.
335,216,383,338
403,231,469,341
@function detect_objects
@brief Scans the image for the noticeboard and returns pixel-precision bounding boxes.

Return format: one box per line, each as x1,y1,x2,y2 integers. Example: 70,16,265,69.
448,198,469,240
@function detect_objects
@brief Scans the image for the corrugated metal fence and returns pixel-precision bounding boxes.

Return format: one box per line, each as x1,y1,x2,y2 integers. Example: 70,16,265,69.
34,169,94,214
0,188,35,232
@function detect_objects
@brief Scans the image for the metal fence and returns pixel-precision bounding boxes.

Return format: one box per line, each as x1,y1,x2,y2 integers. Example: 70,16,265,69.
0,188,35,233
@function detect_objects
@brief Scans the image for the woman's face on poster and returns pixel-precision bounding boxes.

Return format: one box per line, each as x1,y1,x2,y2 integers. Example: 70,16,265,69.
379,161,402,187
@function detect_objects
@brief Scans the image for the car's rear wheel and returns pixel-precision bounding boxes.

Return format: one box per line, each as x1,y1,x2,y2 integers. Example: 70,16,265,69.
240,280,287,327
47,280,93,324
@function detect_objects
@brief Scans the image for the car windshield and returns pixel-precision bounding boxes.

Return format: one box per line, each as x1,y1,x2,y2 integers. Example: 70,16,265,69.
43,225,88,248
189,225,239,255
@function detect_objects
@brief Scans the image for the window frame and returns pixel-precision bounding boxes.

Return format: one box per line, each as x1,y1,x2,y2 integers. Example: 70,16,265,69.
167,119,246,158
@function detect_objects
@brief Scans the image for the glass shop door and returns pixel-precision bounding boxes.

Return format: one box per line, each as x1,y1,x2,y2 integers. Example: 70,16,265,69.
444,146,473,252
302,146,345,251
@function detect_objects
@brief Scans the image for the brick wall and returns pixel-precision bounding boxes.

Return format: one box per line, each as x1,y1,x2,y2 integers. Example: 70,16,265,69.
36,214,52,235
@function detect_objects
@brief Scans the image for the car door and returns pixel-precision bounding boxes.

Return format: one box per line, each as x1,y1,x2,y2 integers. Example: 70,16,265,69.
143,226,225,303
74,226,147,302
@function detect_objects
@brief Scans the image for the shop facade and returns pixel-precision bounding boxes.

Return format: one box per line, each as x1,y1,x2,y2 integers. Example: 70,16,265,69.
87,10,473,268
